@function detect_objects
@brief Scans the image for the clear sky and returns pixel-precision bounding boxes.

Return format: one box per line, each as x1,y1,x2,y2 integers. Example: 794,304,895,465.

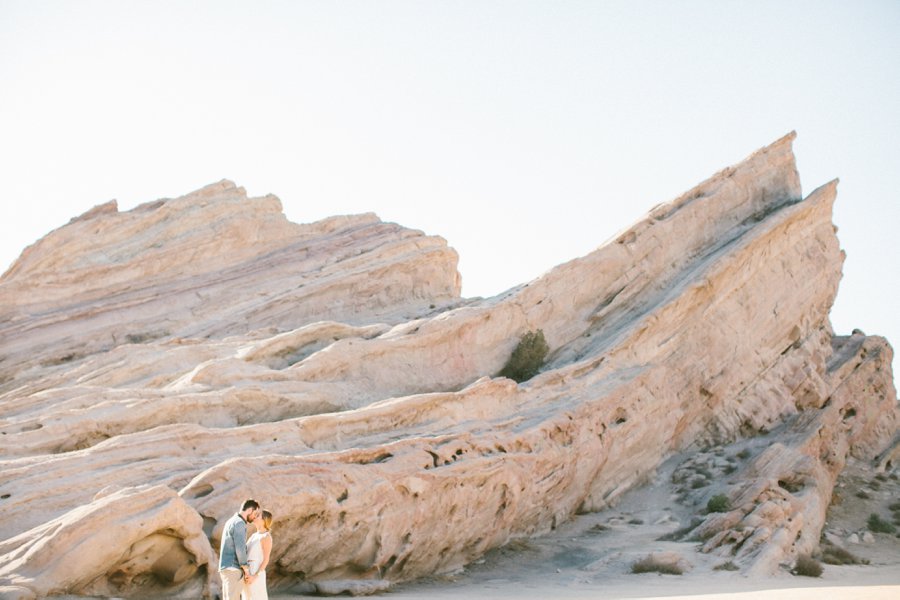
1,1,898,372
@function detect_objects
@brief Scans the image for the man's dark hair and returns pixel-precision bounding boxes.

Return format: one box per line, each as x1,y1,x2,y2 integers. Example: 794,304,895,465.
241,499,260,511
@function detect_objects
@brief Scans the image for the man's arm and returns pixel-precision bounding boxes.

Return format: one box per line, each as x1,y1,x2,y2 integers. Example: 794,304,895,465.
234,519,249,573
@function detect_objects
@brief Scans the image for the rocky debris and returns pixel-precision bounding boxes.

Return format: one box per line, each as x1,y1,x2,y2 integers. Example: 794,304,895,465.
684,335,897,574
0,132,896,597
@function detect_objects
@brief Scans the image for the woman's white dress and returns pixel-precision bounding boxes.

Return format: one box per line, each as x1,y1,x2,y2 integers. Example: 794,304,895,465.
242,531,270,600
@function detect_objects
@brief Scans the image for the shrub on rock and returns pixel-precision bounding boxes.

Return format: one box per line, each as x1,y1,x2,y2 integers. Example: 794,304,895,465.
499,329,549,382
706,494,730,513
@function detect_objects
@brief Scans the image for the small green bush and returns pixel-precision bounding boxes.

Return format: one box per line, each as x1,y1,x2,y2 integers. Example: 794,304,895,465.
867,513,897,534
498,330,549,382
792,554,822,577
706,494,731,513
888,501,900,512
713,561,739,571
631,556,683,575
736,449,751,460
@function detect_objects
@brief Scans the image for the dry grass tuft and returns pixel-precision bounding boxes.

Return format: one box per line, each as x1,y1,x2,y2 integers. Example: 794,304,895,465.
631,556,683,575
792,554,823,577
821,545,868,565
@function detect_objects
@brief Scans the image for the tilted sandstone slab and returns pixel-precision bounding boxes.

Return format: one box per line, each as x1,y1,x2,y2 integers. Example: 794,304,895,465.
0,485,217,599
0,133,897,597
0,180,461,388
691,334,897,575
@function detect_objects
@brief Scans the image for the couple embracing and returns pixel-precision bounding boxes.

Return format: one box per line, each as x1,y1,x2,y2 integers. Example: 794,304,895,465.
218,499,275,600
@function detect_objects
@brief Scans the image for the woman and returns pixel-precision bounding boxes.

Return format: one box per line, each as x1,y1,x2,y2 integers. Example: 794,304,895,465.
242,509,273,600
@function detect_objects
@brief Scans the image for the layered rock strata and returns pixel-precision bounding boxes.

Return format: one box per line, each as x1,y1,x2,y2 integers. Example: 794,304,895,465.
689,333,896,574
0,132,896,599
0,180,461,385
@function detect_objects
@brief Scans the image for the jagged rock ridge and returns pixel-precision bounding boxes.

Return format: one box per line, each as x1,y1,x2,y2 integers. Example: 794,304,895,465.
0,133,896,599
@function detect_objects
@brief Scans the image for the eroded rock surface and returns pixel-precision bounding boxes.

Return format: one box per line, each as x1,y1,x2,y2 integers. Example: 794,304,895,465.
0,133,896,598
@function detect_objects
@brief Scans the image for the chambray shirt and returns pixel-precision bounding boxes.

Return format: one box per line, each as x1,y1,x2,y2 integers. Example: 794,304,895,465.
218,513,249,571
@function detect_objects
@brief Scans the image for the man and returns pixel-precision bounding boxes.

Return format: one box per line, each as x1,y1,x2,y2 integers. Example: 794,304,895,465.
219,498,261,600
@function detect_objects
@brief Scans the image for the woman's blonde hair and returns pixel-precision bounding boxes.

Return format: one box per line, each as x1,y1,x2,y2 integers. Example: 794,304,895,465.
261,509,274,532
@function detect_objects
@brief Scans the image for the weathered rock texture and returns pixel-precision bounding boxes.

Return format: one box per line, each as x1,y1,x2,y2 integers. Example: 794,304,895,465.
0,132,896,598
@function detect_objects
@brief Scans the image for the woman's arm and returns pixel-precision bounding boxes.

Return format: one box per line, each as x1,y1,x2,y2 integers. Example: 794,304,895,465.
258,534,273,573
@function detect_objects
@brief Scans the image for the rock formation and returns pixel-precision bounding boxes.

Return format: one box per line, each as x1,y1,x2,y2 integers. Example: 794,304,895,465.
0,132,896,599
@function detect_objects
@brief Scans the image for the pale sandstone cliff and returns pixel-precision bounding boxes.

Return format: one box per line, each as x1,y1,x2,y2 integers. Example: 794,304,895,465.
0,133,896,599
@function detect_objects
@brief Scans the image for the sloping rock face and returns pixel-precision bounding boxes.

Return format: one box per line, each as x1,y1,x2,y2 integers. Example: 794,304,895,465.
0,180,461,387
0,133,896,599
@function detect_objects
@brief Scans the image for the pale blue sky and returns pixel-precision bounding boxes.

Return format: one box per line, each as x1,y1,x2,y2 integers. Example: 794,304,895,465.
1,1,898,370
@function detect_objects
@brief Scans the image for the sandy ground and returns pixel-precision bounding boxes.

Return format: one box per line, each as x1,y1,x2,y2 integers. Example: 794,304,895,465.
272,442,900,600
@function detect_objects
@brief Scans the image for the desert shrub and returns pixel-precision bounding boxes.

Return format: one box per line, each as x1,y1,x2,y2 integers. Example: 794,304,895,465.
714,561,739,571
792,554,823,577
631,556,683,575
707,494,731,513
867,513,897,534
691,477,709,489
856,490,871,500
498,329,549,383
736,449,751,460
723,464,737,475
821,545,866,565
888,501,900,512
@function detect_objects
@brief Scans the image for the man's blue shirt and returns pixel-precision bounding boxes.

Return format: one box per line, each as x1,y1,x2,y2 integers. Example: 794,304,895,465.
219,513,249,571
